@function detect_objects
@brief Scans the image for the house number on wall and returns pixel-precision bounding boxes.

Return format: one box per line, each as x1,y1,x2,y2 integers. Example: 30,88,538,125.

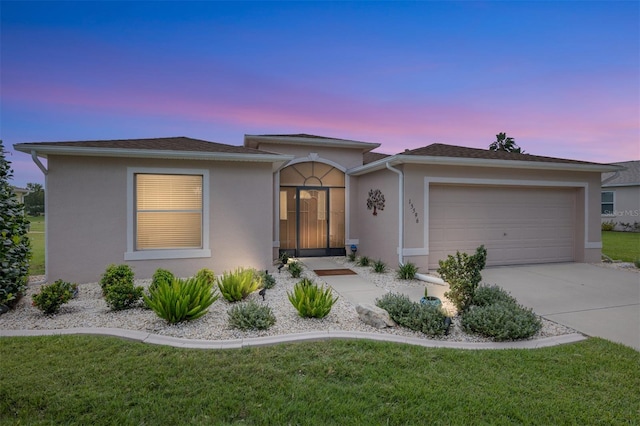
408,199,419,223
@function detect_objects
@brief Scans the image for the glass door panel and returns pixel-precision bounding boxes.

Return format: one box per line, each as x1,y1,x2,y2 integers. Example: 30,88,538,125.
298,189,328,250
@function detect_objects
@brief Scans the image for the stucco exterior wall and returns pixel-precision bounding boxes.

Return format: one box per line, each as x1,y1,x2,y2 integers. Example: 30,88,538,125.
601,185,640,228
46,155,273,283
353,168,401,268
257,142,365,169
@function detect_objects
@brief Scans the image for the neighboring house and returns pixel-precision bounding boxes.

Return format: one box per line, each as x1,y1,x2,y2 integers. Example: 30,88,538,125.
15,135,618,283
601,160,640,229
11,186,29,204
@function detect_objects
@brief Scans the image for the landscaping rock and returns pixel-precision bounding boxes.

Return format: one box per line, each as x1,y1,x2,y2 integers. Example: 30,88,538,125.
356,303,396,328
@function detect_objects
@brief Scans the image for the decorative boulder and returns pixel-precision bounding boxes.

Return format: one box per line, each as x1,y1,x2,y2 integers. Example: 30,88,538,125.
356,303,397,329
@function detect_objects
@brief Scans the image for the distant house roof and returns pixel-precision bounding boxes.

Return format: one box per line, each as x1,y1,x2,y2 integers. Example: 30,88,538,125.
602,160,640,187
350,143,620,175
11,186,29,194
14,137,293,169
363,152,390,164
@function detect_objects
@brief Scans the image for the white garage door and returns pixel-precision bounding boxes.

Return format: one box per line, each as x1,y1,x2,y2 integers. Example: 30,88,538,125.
429,185,576,268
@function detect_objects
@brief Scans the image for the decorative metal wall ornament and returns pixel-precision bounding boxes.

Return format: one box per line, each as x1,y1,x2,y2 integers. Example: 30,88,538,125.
367,189,385,216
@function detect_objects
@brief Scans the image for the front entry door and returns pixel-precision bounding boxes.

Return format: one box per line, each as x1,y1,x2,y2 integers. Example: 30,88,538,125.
296,188,329,257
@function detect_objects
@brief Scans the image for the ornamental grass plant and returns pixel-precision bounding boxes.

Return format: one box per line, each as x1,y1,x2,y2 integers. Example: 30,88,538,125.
287,279,338,318
144,276,219,324
217,268,261,302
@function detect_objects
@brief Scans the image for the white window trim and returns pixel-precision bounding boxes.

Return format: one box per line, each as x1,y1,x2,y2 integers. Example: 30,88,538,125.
601,190,615,217
125,167,211,261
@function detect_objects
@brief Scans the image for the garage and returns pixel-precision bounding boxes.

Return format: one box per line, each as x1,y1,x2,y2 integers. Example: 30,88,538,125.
428,185,577,268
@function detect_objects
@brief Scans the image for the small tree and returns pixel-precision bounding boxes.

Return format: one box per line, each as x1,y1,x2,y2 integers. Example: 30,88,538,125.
489,132,524,153
0,141,31,307
24,182,45,216
438,245,487,312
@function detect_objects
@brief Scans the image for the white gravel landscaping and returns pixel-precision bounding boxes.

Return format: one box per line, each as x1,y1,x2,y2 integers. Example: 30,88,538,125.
0,259,577,343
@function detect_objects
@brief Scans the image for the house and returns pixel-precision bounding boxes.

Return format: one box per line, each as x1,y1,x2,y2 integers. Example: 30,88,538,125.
601,161,640,230
15,135,619,283
11,186,29,204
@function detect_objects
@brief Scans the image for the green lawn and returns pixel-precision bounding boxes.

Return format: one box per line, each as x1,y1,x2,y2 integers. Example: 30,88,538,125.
602,231,640,262
1,336,638,424
26,215,44,275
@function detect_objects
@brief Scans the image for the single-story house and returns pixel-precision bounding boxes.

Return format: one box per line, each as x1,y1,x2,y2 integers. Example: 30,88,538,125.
601,160,640,229
11,186,29,204
15,134,619,283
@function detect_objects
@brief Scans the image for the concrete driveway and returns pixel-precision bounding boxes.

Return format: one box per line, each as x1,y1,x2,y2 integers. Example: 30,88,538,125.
481,263,639,351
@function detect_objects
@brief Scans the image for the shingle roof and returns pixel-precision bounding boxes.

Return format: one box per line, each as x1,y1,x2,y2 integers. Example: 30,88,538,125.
363,151,390,164
602,160,640,186
17,137,270,155
401,143,604,166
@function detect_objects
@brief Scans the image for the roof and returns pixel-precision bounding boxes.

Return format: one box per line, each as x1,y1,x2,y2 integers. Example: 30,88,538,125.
11,186,29,194
602,160,640,187
16,136,269,155
401,143,603,166
363,151,390,164
244,133,380,152
349,143,621,175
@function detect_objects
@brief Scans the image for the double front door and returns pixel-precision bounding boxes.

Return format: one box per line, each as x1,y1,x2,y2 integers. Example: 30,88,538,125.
279,187,345,257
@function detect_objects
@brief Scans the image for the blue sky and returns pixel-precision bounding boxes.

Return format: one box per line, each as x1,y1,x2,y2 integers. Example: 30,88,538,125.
2,1,638,187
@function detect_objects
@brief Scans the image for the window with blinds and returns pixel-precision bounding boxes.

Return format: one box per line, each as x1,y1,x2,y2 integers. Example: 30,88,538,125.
135,174,203,250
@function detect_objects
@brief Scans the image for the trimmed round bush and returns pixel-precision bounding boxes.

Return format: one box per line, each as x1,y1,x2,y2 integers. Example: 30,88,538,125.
376,293,449,336
32,280,77,315
228,300,276,330
461,302,542,341
473,285,517,307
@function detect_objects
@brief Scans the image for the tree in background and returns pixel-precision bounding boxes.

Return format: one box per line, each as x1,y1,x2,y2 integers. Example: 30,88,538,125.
0,140,31,308
24,182,45,216
489,132,524,153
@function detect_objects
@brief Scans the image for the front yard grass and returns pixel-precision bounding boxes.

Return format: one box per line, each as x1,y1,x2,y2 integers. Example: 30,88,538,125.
1,336,638,424
26,215,44,275
602,231,640,262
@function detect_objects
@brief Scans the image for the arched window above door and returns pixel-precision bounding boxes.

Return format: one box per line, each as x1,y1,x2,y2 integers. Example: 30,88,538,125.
280,162,345,187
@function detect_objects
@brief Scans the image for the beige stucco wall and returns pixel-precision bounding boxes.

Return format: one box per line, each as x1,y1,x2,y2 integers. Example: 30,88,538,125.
350,163,603,273
352,168,401,268
601,185,640,228
257,142,365,169
46,155,273,283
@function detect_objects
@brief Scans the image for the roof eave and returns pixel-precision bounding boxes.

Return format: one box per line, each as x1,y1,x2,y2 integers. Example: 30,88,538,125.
348,154,621,176
14,144,294,168
244,134,381,152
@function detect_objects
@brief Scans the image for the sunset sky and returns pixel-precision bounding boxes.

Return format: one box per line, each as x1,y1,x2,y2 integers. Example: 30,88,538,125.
2,1,638,187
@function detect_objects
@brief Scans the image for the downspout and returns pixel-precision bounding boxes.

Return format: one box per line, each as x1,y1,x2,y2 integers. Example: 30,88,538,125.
31,150,48,175
386,162,404,266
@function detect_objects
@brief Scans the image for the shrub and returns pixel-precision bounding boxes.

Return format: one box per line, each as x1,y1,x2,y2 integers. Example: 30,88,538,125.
396,262,419,280
634,259,640,269
144,276,219,324
461,302,542,341
347,252,357,262
32,280,77,315
439,245,487,312
228,300,276,330
372,259,387,273
288,279,338,318
195,268,216,286
376,293,417,325
217,268,260,302
104,279,143,311
357,256,371,267
259,270,276,289
100,264,135,294
601,220,616,231
150,268,175,293
473,285,517,307
0,141,31,307
375,293,448,336
287,261,303,278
